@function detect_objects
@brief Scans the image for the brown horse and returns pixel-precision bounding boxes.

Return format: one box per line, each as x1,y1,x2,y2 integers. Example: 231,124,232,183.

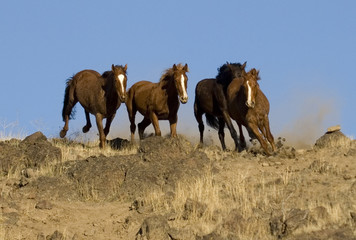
60,64,128,148
227,68,276,155
126,63,188,141
194,62,246,151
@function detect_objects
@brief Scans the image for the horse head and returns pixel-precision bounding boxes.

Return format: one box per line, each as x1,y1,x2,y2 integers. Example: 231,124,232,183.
242,68,260,108
112,64,128,102
172,63,189,104
227,61,247,79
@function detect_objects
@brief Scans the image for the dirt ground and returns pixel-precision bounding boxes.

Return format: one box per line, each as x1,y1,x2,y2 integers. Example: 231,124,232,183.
1,130,355,240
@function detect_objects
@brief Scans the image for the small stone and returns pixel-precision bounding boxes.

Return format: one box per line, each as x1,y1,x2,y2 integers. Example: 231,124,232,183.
35,200,53,210
327,125,341,133
343,174,352,180
262,162,269,167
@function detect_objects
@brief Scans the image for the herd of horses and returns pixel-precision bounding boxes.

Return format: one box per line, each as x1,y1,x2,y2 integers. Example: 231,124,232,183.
60,62,276,155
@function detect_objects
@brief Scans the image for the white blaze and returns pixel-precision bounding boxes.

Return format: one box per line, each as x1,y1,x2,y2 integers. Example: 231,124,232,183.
118,74,125,94
246,80,252,106
180,74,188,100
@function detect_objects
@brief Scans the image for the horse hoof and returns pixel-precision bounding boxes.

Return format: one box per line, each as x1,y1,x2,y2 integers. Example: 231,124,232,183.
82,126,90,133
59,130,67,138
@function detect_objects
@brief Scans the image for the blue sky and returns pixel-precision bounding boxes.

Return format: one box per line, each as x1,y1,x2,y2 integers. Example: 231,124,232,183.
1,1,355,143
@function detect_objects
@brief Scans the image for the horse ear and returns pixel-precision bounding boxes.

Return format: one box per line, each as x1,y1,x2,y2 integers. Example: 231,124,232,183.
173,64,177,70
183,63,189,72
242,61,247,69
111,64,115,71
124,64,128,72
256,70,261,80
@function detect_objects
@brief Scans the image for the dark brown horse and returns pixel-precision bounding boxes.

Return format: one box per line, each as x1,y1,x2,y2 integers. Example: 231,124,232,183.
194,62,246,151
60,64,128,148
227,68,276,155
126,63,188,141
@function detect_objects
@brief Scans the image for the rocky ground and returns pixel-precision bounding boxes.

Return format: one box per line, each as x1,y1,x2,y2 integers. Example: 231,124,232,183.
1,130,355,240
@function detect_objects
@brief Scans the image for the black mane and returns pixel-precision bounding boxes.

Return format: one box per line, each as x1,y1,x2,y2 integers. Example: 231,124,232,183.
102,70,113,79
216,62,245,90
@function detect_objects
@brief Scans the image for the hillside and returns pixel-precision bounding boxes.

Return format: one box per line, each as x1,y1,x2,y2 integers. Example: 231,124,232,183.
1,131,355,239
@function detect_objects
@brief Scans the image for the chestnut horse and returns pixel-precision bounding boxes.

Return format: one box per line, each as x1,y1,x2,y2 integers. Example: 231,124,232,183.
126,63,188,141
60,64,128,148
227,68,276,155
194,62,246,151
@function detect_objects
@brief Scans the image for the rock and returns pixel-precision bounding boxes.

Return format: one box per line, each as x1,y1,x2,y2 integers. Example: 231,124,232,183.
350,212,356,224
1,131,62,176
46,230,64,240
182,198,207,220
22,131,47,143
37,233,45,240
200,232,225,240
314,131,351,149
262,162,269,167
3,212,19,225
136,215,170,240
107,137,130,150
167,228,196,240
270,208,309,238
311,206,329,219
327,125,341,133
220,209,246,234
35,200,53,210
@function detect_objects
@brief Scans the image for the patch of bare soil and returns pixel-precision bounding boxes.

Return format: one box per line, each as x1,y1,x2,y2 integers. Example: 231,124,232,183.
1,131,355,239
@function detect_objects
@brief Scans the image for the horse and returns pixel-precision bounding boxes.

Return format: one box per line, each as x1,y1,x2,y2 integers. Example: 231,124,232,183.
126,63,188,142
194,62,246,151
227,68,276,155
60,64,128,148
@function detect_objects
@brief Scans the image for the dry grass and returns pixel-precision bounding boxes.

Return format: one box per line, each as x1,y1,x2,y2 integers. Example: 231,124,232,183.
51,138,137,162
0,119,26,140
143,155,354,238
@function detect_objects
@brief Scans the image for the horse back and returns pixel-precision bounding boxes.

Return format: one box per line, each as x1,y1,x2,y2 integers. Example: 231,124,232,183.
127,80,156,115
255,88,270,115
71,70,106,113
195,78,229,116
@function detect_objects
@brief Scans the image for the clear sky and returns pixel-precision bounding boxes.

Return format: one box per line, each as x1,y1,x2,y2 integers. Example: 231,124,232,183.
1,1,355,144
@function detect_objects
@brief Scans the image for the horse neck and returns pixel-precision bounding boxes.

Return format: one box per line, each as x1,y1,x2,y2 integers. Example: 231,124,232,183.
158,76,178,96
102,73,119,98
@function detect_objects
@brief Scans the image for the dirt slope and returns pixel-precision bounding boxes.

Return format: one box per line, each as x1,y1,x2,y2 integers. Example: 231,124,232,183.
1,131,355,239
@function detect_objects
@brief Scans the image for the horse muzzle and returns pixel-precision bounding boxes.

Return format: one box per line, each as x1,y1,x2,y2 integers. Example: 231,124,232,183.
180,96,188,104
246,100,255,108
119,93,127,103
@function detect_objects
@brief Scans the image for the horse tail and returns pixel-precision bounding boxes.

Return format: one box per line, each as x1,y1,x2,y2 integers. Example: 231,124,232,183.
62,78,76,121
205,113,219,130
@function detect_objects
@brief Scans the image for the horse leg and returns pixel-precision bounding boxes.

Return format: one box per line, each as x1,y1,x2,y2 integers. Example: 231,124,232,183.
82,110,92,133
169,115,178,138
60,99,77,138
237,123,246,150
249,122,272,156
194,102,205,144
127,102,137,142
263,115,276,152
138,117,151,140
104,113,116,136
60,115,70,138
150,112,161,137
95,113,106,148
218,118,227,151
222,111,241,152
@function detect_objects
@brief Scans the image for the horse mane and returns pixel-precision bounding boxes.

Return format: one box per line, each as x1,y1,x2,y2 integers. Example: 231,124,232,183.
216,62,244,88
159,63,186,83
249,68,261,81
102,70,113,79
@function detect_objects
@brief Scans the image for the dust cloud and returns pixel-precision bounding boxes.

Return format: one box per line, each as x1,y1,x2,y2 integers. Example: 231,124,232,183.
274,95,340,149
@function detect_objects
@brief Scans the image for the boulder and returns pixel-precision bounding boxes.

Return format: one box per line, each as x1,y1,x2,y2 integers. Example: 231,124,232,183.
314,131,351,149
